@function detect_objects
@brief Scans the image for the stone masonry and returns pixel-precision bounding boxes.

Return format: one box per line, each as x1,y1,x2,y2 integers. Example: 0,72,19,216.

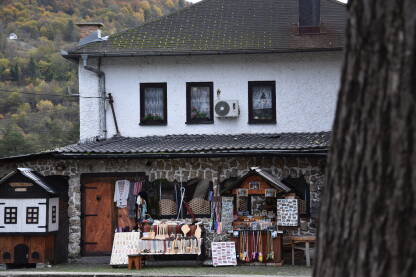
0,155,326,260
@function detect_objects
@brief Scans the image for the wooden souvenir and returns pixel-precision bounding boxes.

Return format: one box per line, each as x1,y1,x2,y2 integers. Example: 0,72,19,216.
0,168,60,266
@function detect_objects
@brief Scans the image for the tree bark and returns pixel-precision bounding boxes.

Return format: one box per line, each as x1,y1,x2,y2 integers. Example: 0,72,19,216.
314,1,416,277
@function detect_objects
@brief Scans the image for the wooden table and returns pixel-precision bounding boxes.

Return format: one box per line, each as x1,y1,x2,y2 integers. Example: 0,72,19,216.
288,236,316,267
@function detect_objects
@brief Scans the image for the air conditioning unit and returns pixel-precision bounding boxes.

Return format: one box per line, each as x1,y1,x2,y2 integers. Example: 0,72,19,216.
214,100,240,118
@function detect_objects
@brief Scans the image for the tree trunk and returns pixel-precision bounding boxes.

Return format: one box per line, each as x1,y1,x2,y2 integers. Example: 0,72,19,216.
314,1,416,277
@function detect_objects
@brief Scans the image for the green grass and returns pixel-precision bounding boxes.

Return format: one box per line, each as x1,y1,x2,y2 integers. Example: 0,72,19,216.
5,264,312,276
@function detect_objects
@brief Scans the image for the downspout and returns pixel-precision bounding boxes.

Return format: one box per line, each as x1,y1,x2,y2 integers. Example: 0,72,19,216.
81,54,107,139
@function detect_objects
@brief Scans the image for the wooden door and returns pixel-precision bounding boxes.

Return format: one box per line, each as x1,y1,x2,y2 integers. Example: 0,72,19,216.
82,182,114,256
14,244,29,264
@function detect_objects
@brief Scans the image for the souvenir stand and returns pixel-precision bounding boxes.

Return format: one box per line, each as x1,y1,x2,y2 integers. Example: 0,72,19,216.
110,178,205,268
224,167,299,266
0,168,59,267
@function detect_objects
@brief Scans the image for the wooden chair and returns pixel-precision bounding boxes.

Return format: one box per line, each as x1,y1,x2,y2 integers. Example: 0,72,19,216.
289,236,316,266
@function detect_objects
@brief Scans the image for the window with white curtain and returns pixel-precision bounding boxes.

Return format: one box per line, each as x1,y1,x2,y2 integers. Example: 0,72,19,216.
248,81,276,124
140,83,167,125
186,82,213,124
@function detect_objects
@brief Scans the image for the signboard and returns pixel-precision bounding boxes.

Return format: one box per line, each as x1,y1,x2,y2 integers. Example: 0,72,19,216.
221,197,234,231
9,182,33,187
211,242,237,267
110,232,141,265
277,198,299,226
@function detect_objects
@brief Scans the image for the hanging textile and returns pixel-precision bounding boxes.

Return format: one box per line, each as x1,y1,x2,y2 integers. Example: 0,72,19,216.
252,86,273,120
133,181,143,196
114,180,131,208
144,87,164,120
127,182,136,218
190,86,211,120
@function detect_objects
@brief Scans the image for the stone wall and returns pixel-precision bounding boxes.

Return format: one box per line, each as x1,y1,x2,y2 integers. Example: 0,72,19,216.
0,155,326,260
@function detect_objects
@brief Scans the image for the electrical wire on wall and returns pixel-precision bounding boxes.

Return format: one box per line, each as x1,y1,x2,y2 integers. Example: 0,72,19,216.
0,88,104,99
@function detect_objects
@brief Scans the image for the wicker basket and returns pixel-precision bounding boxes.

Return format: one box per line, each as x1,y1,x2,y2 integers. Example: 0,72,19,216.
189,198,210,215
159,199,176,216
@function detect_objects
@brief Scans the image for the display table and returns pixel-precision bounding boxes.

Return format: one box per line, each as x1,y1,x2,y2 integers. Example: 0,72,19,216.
127,238,202,270
137,238,202,255
110,232,141,266
288,236,316,266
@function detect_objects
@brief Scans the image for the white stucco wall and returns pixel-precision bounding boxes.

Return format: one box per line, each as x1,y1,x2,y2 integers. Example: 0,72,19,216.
79,52,343,140
79,60,101,140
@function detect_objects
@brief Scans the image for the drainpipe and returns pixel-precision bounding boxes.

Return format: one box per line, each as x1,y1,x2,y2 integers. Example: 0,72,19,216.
81,54,107,139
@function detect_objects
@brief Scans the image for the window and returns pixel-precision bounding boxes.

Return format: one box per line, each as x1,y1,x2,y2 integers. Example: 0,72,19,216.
186,82,214,124
4,207,17,224
26,207,39,224
248,81,276,124
140,83,167,125
52,206,57,223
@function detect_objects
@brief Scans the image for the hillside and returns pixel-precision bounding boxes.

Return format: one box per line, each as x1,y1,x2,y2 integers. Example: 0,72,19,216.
0,0,188,158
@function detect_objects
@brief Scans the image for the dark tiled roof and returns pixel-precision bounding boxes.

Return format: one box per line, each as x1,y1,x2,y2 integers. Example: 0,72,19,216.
67,0,346,57
54,132,330,154
0,168,57,194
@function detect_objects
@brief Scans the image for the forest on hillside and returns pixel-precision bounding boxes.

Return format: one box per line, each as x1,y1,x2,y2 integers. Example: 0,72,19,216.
0,0,187,158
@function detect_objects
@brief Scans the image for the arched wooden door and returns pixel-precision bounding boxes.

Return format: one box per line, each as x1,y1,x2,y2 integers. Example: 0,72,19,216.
81,182,114,256
14,244,29,264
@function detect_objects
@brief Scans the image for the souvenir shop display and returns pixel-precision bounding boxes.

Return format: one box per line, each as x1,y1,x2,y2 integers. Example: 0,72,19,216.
137,220,203,255
108,167,304,268
276,198,299,227
224,168,298,266
110,175,208,268
211,242,237,267
221,197,234,231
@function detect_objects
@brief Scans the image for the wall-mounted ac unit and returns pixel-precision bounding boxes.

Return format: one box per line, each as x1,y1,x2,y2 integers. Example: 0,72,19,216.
214,100,240,118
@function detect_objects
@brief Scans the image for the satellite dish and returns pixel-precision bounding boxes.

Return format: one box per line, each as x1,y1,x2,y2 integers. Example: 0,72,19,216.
215,101,230,116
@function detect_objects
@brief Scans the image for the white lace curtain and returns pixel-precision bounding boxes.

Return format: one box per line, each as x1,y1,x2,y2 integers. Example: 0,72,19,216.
191,86,211,119
144,87,164,119
252,86,272,110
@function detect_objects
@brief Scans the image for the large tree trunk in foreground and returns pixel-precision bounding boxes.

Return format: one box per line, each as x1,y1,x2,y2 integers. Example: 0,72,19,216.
314,1,416,277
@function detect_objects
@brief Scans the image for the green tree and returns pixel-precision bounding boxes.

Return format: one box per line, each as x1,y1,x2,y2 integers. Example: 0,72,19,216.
27,57,37,79
0,123,35,157
10,63,21,82
64,20,75,41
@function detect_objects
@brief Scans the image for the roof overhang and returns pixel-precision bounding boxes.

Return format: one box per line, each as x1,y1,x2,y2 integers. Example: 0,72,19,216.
0,149,327,162
62,47,343,60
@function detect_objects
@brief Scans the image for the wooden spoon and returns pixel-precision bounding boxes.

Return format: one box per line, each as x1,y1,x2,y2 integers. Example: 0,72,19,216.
194,224,202,239
181,224,190,237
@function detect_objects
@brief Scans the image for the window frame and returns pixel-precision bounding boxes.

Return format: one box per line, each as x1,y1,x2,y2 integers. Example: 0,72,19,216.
248,81,277,124
140,82,168,126
26,207,39,224
4,207,17,224
186,82,214,124
52,206,57,223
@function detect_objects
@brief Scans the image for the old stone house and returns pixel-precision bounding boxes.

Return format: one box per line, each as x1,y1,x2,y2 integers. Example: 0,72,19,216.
0,0,346,261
